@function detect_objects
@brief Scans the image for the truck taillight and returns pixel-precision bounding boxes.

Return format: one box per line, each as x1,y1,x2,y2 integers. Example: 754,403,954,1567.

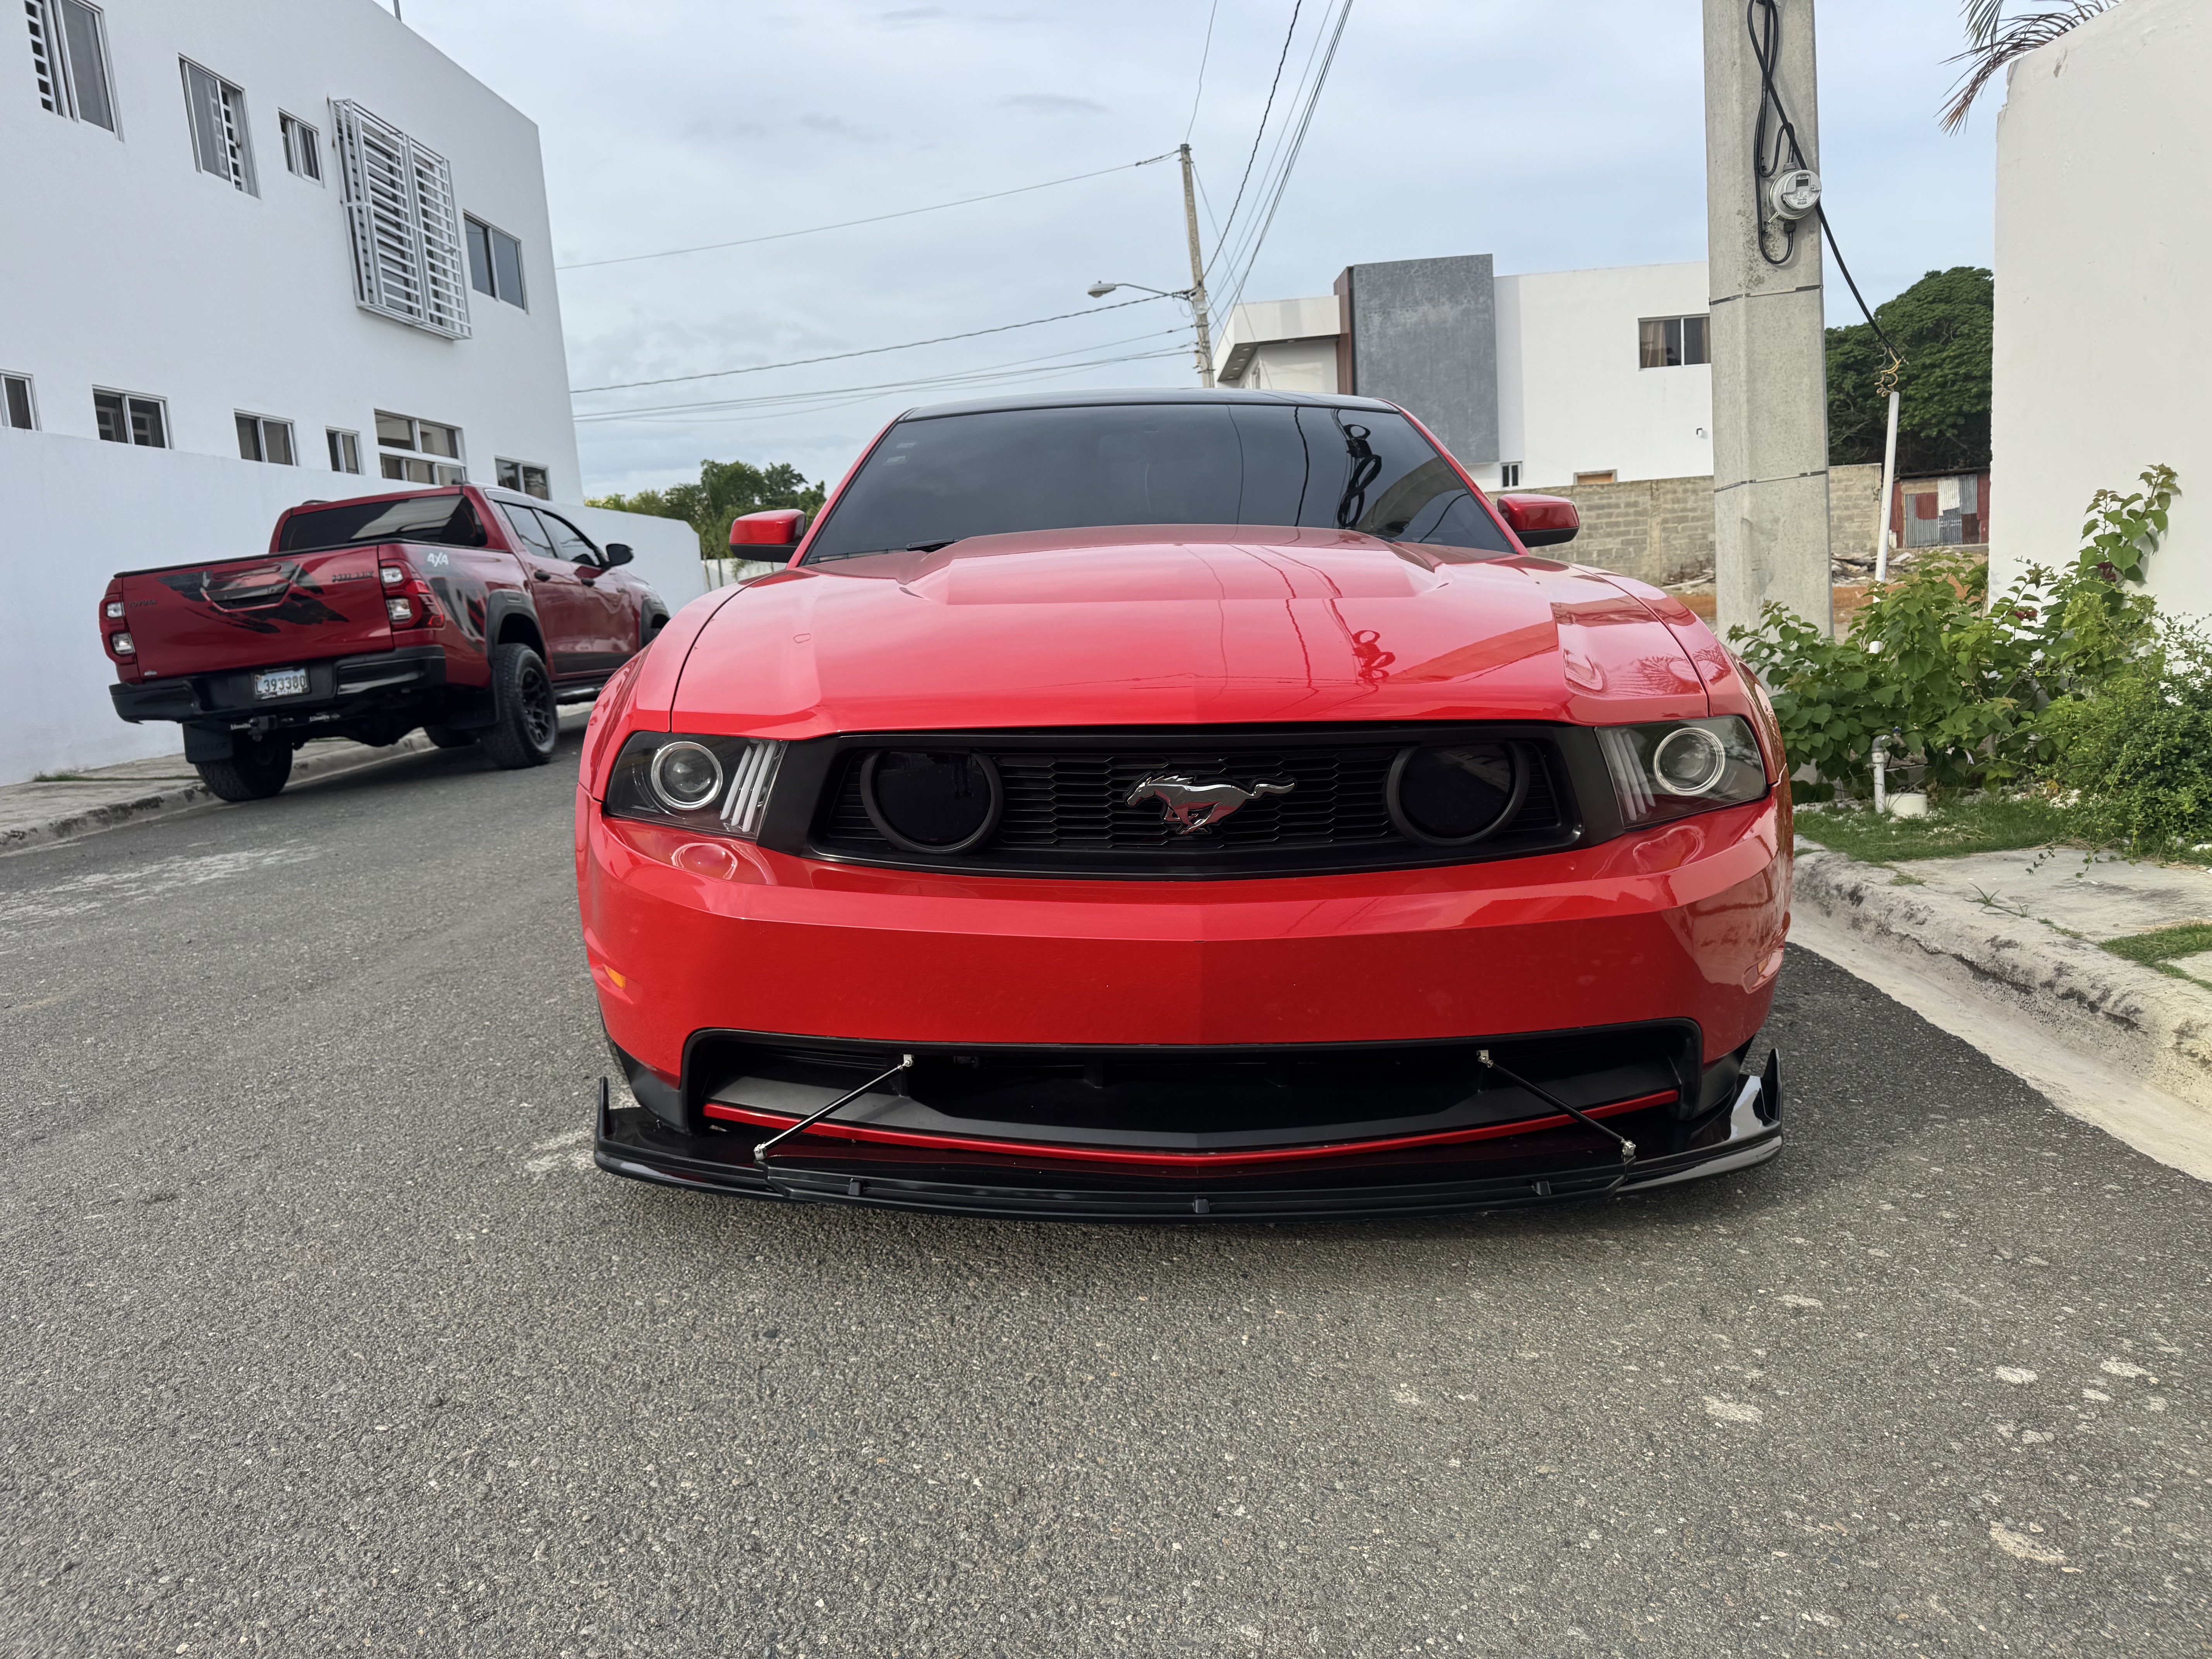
111,632,135,656
380,564,440,630
105,600,125,619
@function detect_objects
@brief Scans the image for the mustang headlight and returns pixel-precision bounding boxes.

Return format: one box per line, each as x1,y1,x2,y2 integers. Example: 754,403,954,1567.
606,732,785,838
1597,716,1767,828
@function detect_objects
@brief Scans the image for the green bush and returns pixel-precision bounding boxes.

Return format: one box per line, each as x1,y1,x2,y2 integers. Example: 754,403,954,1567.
1729,465,2177,803
2043,628,2212,853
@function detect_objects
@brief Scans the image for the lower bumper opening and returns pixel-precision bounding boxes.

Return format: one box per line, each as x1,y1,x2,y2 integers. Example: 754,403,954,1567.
595,1027,1780,1218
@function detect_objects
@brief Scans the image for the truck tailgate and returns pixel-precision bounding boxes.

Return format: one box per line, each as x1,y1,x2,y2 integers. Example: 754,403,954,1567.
120,547,393,677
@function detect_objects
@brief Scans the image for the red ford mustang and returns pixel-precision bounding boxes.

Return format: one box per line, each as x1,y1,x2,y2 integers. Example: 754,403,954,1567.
577,390,1789,1219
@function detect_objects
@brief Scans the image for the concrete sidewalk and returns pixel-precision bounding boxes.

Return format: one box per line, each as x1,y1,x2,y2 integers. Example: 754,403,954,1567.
1793,838,2212,1114
0,709,591,853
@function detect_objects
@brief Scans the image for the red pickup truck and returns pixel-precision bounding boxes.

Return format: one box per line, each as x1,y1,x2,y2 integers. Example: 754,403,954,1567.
99,484,670,800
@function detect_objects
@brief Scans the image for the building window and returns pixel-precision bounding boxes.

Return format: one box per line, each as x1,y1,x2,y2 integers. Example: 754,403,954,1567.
327,428,361,473
465,217,527,309
93,389,167,448
1573,470,1617,487
376,410,465,484
332,101,472,340
1638,315,1709,369
496,459,550,499
3,374,36,431
181,60,256,194
26,0,114,131
1498,462,1521,489
235,413,295,464
279,111,321,181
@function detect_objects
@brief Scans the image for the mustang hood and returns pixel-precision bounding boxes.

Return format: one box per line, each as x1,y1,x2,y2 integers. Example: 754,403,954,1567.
668,526,1712,736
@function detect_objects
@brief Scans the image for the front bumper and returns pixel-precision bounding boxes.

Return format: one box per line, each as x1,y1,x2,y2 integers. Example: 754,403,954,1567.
591,1049,1783,1220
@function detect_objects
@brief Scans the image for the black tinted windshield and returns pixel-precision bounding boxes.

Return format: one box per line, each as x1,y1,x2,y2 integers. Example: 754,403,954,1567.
277,492,488,553
802,402,1513,563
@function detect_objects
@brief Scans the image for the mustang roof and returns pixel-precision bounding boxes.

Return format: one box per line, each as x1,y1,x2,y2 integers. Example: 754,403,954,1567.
901,387,1403,421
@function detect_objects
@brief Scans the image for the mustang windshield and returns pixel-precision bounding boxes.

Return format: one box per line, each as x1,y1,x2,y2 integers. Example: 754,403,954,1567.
802,402,1515,563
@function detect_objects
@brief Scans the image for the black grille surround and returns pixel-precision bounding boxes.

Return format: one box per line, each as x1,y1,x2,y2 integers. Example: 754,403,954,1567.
753,724,1620,879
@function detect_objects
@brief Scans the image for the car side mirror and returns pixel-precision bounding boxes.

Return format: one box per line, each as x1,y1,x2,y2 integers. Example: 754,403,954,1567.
603,543,634,567
1497,493,1580,548
731,508,808,548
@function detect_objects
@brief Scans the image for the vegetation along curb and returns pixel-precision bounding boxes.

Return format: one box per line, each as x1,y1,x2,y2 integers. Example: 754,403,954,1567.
1792,842,2212,1110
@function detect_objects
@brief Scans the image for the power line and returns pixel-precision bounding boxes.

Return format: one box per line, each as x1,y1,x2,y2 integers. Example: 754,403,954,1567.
577,345,1194,427
1184,0,1222,142
569,293,1173,395
1208,0,1338,311
1210,1,1304,277
1216,0,1355,324
556,151,1178,272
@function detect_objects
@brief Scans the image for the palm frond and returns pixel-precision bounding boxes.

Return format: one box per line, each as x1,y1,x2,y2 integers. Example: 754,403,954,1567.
1941,2,2116,133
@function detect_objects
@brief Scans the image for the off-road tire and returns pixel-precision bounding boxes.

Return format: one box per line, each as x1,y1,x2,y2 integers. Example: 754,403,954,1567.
422,723,477,750
194,742,293,802
480,642,558,770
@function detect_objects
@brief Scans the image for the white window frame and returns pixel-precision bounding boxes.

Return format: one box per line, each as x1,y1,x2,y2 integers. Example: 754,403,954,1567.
465,216,528,311
235,412,296,465
279,110,322,182
181,59,256,195
332,100,472,340
1498,462,1521,489
1638,314,1710,371
93,388,169,449
495,458,550,500
26,0,118,134
3,373,38,432
326,427,361,474
375,410,466,485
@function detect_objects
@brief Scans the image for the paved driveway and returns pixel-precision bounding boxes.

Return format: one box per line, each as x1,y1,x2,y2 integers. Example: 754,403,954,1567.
3,736,2205,1656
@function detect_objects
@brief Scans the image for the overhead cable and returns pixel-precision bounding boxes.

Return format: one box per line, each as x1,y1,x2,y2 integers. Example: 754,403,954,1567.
1207,0,1341,312
1184,0,1223,141
569,293,1172,395
556,151,1179,272
1209,0,1304,276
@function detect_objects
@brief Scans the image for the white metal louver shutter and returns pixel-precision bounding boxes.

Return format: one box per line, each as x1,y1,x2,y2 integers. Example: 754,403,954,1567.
331,100,472,340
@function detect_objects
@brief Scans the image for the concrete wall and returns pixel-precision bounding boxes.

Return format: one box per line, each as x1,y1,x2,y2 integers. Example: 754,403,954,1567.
1991,0,2211,611
1535,462,1882,592
1501,263,1715,488
1338,255,1499,467
1236,338,1339,395
0,429,700,783
5,0,580,497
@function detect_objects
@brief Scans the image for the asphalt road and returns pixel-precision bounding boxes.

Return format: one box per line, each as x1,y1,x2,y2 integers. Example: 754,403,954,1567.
3,732,2208,1658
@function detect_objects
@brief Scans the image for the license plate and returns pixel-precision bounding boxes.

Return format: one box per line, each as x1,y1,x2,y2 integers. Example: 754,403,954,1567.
253,668,308,699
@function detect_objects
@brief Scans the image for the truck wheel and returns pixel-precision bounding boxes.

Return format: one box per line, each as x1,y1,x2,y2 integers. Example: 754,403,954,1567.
195,741,293,802
422,724,477,750
480,642,557,769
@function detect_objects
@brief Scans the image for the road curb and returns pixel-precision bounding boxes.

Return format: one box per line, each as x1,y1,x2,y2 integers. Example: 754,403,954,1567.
0,731,438,855
1792,843,2212,1111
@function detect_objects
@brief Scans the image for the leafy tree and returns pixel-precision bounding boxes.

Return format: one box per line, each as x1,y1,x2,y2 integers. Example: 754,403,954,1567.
1827,266,1992,474
589,459,826,559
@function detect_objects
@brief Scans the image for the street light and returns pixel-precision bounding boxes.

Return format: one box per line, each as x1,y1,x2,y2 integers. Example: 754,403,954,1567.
1086,280,1192,301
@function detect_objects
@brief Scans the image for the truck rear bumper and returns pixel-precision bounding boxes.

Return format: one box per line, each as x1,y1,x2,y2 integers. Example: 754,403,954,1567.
110,646,449,727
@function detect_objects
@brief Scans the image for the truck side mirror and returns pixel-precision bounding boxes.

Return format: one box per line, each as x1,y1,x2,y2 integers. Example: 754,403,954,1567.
603,543,634,567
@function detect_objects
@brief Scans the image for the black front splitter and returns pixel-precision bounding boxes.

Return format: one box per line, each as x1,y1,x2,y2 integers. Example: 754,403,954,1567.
590,1056,1782,1222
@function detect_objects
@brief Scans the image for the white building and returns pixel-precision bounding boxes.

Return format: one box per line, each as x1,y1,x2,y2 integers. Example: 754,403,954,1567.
2,0,699,781
1989,0,2212,617
1214,259,1715,492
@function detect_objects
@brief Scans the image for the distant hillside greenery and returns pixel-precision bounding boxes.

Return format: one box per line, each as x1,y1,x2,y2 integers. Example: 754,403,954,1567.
1827,266,1992,475
589,459,827,559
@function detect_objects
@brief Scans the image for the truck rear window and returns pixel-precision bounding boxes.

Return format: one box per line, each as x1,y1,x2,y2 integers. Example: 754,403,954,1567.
278,493,488,553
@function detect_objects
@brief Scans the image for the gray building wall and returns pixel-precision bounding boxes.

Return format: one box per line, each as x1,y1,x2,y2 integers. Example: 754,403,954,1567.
1336,254,1499,467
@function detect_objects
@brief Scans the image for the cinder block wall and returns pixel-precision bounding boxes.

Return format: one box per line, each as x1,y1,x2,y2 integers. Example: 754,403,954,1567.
1523,463,1885,586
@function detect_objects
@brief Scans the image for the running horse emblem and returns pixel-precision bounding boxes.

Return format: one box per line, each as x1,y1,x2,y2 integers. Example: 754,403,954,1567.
1124,773,1295,835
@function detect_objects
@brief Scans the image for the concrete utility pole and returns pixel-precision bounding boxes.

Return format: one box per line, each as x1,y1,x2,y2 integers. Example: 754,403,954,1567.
1703,0,1832,637
1178,144,1215,388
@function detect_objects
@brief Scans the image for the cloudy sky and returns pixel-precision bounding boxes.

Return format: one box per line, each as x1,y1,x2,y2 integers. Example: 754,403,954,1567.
397,0,2000,499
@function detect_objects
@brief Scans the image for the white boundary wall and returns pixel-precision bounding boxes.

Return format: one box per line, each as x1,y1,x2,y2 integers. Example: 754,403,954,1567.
1990,0,2212,610
0,429,702,783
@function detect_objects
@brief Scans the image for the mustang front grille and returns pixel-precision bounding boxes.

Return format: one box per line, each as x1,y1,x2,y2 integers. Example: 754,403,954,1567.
792,725,1585,877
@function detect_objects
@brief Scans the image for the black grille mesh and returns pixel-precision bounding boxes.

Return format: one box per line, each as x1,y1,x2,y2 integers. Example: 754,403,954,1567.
814,732,1570,872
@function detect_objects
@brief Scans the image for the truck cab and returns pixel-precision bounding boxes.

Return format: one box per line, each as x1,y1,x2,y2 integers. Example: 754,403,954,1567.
100,484,669,800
